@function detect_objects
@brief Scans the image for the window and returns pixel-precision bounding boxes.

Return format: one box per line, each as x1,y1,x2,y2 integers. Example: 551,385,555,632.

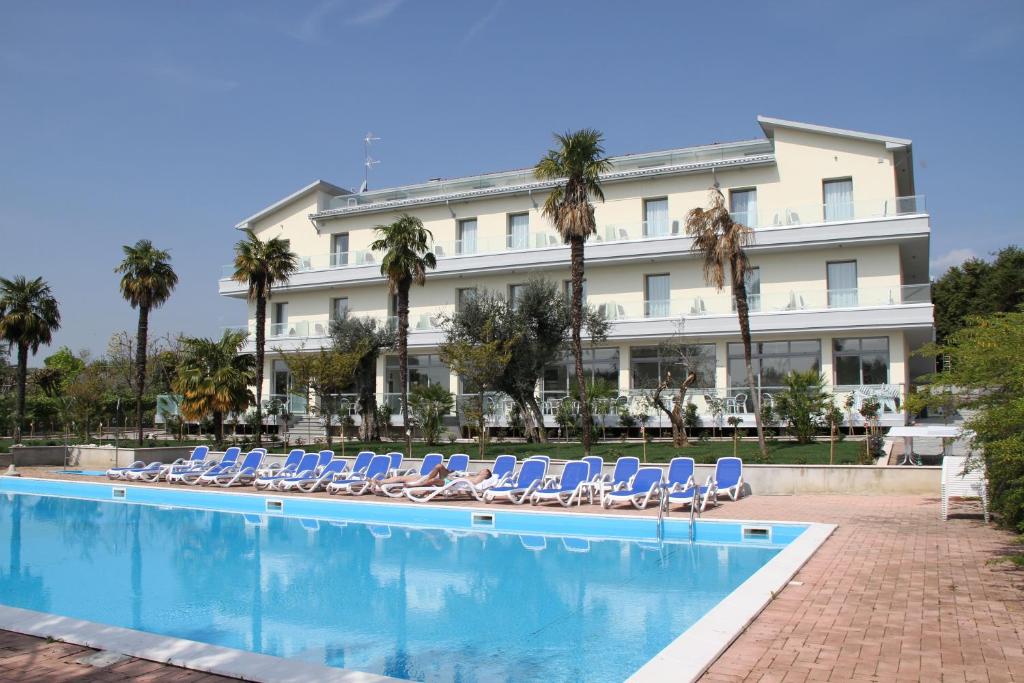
385,354,450,392
457,219,477,255
727,340,821,390
745,267,761,312
823,178,854,221
330,297,349,322
543,348,620,400
563,279,587,304
827,261,858,308
643,198,669,237
833,337,889,385
508,283,527,309
507,213,529,250
457,287,477,311
271,302,288,336
631,344,716,389
644,274,670,317
729,189,758,228
330,233,349,267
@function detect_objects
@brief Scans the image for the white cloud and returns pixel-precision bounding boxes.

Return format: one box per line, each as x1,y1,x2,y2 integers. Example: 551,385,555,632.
290,0,404,42
464,0,505,43
290,0,347,43
930,248,977,277
348,0,403,26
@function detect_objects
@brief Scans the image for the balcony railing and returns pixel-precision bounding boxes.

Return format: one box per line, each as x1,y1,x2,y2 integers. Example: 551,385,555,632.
220,195,927,280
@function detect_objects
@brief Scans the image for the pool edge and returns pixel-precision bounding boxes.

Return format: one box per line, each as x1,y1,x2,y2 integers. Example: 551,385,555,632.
626,521,837,683
0,604,405,683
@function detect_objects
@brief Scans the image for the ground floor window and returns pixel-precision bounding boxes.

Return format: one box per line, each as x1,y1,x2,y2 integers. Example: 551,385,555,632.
630,344,716,389
385,354,450,393
833,337,889,385
727,340,821,389
543,348,619,399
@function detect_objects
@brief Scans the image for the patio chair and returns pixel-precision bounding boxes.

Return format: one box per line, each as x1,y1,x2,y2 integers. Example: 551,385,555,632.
666,476,716,512
200,450,265,487
941,455,989,522
255,449,304,479
380,453,444,497
446,453,470,474
168,448,241,485
602,467,663,509
594,456,640,498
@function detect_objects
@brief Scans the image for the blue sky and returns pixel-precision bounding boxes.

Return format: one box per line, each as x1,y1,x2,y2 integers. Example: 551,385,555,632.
1,0,1022,360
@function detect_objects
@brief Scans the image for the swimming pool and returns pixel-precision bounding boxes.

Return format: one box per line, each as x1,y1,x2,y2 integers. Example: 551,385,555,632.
0,477,831,682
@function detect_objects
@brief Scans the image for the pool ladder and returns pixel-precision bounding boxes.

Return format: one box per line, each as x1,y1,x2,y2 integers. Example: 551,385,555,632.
656,486,700,543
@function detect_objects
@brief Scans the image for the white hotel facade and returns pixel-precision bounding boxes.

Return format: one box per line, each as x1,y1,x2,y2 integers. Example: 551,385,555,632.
217,117,933,433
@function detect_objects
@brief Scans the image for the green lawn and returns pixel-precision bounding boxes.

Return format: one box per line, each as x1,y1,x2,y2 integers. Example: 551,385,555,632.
290,438,868,465
1,435,870,464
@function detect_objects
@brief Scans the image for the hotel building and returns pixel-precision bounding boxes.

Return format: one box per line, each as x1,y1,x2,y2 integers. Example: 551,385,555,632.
214,116,933,435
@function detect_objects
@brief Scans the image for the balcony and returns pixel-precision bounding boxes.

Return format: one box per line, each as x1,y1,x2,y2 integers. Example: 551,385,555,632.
219,195,927,283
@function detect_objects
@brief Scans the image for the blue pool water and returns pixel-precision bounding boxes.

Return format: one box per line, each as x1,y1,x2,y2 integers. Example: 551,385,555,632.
0,483,803,682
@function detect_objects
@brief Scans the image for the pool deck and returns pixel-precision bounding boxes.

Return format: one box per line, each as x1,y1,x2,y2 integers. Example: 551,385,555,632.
2,469,1022,682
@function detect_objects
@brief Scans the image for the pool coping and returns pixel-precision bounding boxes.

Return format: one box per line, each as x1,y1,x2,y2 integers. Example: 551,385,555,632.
627,520,836,682
2,475,834,682
0,604,403,683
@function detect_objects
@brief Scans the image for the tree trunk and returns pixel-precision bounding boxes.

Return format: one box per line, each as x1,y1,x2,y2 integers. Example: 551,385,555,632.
523,393,547,444
254,289,266,446
569,236,591,454
359,384,378,441
477,388,486,459
323,395,333,450
732,258,768,458
214,411,224,443
135,305,149,446
652,372,696,448
397,279,411,457
13,343,28,445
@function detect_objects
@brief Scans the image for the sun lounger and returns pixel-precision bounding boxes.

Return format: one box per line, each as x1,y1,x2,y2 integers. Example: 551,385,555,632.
482,458,548,504
379,453,444,497
316,450,334,470
580,455,604,502
256,449,304,478
199,450,265,487
119,445,216,482
714,457,744,500
349,451,375,477
602,466,663,509
327,454,390,495
663,457,695,494
385,451,403,475
530,460,591,507
595,456,640,498
278,459,347,493
666,475,716,512
446,453,470,474
254,451,318,490
168,448,241,485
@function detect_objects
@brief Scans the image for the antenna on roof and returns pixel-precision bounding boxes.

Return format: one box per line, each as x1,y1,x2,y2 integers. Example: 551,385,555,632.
361,132,381,192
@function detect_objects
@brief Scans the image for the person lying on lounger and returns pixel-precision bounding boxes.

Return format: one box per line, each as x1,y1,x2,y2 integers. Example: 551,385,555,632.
373,465,492,491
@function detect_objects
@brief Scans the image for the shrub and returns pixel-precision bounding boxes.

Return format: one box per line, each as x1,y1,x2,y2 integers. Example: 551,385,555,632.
774,371,828,444
408,384,454,446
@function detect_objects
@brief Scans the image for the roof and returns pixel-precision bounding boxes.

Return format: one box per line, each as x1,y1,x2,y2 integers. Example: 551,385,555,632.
235,179,351,229
757,116,912,150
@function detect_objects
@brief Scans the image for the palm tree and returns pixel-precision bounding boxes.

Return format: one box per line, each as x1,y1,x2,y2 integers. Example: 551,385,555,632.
370,214,437,457
535,129,612,454
115,240,178,445
173,330,256,443
0,276,61,444
686,187,768,458
232,229,297,445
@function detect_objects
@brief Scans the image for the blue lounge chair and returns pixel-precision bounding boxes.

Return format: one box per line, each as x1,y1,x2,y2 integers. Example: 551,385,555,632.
349,451,375,477
385,451,403,475
483,458,547,504
168,448,241,485
491,454,517,483
327,454,390,495
380,453,443,497
278,459,347,493
110,460,160,481
446,453,470,474
316,450,334,471
663,457,695,493
256,449,304,478
595,456,640,498
118,445,215,482
581,455,604,502
714,457,744,500
254,451,317,491
602,466,663,509
666,476,716,512
200,450,265,487
530,460,591,507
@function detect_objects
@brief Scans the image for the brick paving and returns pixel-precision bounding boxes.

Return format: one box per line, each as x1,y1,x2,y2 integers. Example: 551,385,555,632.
2,470,1022,682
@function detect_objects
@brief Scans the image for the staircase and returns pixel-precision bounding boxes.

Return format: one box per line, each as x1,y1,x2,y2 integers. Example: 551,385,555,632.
288,415,326,444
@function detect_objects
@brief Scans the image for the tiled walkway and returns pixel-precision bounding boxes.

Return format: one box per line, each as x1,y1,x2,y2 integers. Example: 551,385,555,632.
2,473,1022,682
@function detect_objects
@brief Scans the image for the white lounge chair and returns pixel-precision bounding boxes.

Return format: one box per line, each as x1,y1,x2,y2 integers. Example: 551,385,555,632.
941,455,989,522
